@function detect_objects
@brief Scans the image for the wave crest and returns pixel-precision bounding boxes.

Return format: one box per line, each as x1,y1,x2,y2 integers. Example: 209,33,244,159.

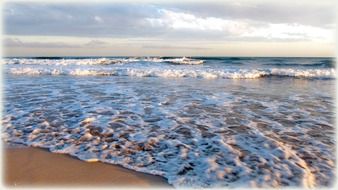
4,57,204,65
8,67,335,79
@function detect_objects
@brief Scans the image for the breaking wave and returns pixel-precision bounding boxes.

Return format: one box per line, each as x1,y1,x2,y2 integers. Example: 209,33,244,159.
8,67,336,79
4,57,204,65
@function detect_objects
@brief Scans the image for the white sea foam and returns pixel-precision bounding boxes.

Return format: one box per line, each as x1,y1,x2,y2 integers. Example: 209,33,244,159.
2,58,335,187
2,74,335,187
165,57,204,65
5,57,335,79
8,67,335,79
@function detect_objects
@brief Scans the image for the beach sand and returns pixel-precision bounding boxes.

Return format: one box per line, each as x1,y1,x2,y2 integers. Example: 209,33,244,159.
3,146,171,187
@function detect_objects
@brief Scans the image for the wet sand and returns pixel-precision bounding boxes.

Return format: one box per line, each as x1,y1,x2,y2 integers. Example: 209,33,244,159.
3,146,171,187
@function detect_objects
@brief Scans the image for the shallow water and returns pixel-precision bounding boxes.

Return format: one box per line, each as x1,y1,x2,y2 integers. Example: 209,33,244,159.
2,57,336,187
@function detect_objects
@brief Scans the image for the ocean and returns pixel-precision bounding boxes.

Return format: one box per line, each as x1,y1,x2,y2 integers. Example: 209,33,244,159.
2,57,336,187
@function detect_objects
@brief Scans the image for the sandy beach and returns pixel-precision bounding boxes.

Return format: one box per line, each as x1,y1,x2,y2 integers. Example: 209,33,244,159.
4,146,171,187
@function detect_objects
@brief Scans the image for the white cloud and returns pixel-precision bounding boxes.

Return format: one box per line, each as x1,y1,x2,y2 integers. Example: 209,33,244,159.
147,9,333,42
94,16,103,23
84,39,108,47
147,9,249,34
242,23,333,42
4,38,110,48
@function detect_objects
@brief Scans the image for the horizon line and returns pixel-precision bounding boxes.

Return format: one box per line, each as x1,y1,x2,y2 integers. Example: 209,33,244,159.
2,55,335,58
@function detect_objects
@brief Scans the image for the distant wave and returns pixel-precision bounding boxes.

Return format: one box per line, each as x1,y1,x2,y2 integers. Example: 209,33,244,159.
263,61,334,68
4,57,204,65
8,67,335,79
5,57,334,68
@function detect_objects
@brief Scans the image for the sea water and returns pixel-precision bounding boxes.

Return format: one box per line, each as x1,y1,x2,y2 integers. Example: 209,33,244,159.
1,57,336,187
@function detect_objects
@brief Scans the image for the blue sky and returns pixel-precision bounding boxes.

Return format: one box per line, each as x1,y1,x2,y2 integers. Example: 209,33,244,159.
3,0,336,57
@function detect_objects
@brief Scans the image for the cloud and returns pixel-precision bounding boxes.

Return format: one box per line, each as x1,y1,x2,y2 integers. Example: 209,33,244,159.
4,38,113,48
4,3,161,37
242,23,332,41
142,44,210,50
3,1,334,43
94,16,104,23
84,39,109,47
4,38,24,47
146,9,332,41
147,9,249,33
4,38,81,48
164,0,335,28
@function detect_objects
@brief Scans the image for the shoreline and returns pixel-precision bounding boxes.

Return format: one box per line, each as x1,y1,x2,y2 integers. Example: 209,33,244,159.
4,145,171,187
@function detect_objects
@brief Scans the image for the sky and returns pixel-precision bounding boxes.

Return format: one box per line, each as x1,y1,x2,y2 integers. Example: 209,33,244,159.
2,0,336,57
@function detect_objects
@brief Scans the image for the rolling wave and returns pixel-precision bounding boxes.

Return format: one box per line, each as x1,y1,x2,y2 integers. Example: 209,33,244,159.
8,67,335,79
4,57,204,65
263,62,334,68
